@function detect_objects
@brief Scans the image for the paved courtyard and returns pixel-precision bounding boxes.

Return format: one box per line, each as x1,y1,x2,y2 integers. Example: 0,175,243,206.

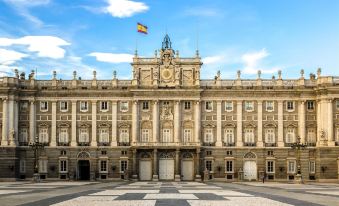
0,181,338,206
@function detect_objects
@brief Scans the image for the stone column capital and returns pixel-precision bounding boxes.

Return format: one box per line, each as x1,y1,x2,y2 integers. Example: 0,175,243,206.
153,100,158,105
91,100,97,104
195,101,200,105
71,100,77,104
257,100,263,104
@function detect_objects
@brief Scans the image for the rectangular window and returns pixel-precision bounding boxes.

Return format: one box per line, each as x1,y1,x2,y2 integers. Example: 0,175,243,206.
39,128,48,143
307,128,316,143
309,161,315,174
142,101,149,110
307,101,315,110
20,160,26,173
162,129,171,142
183,129,192,142
204,129,213,143
224,129,234,144
226,150,233,156
267,161,275,173
266,101,274,111
265,129,275,143
60,101,68,111
287,101,294,111
79,128,89,143
60,160,67,172
225,101,233,112
99,128,109,143
19,128,28,143
101,101,108,111
40,101,48,111
245,101,254,112
120,129,129,143
244,128,254,143
39,159,48,173
226,160,233,172
120,160,128,172
120,101,128,112
287,160,296,173
59,128,68,143
163,101,169,106
100,160,107,172
205,160,212,171
80,101,88,112
184,101,191,110
205,101,213,111
141,129,149,142
286,128,295,143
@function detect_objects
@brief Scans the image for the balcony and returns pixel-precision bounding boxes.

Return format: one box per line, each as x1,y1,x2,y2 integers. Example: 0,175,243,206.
244,142,256,147
265,143,277,147
98,142,110,146
19,142,28,146
133,142,201,147
307,142,316,147
118,142,130,146
203,142,216,146
223,142,235,147
57,142,70,146
284,143,293,147
78,142,90,146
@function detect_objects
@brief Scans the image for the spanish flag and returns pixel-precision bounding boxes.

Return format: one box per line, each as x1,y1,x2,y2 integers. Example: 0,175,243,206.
137,22,148,34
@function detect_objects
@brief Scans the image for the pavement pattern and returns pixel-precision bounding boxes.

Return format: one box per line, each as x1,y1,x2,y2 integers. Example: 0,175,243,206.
0,181,338,206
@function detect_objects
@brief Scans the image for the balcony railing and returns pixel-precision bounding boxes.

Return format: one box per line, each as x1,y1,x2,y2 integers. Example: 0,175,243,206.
118,142,130,146
223,142,235,147
202,142,216,146
98,142,110,146
265,143,277,147
284,143,293,147
134,142,200,147
307,142,316,147
78,142,90,146
244,142,256,147
57,142,70,146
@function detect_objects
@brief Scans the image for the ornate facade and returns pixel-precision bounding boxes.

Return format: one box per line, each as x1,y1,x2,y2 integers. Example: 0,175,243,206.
0,35,339,182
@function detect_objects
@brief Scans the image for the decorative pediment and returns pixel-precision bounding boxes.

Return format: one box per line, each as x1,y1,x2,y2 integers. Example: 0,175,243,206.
244,122,257,128
306,123,316,128
79,123,91,128
141,121,152,129
119,122,131,128
183,114,192,121
182,120,194,128
161,121,173,128
182,152,193,159
38,122,50,128
98,122,111,128
19,123,29,128
202,122,216,128
263,122,277,128
140,152,151,159
284,122,298,128
223,122,236,128
77,151,90,159
244,152,256,159
57,122,71,128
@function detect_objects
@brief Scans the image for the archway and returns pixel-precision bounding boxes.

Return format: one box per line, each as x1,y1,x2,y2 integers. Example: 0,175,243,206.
243,152,257,181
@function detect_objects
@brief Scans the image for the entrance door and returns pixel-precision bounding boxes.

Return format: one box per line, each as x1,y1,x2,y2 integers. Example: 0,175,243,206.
78,160,90,180
243,160,257,181
139,160,152,181
159,159,174,180
181,160,194,181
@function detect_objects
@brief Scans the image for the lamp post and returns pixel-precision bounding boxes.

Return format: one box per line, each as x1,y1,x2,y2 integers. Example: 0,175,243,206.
29,136,45,182
290,136,307,183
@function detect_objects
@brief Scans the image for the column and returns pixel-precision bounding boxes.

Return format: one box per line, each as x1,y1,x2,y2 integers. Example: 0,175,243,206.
194,101,201,143
153,149,158,180
298,101,306,143
328,99,334,146
175,149,180,181
236,100,243,147
216,101,222,146
111,101,117,146
8,98,15,146
132,149,137,179
50,101,57,146
91,100,97,147
152,101,159,143
277,100,284,147
14,100,19,145
29,100,35,143
174,101,181,143
257,100,263,147
316,100,322,146
132,101,139,145
195,148,201,181
71,100,77,146
1,99,8,146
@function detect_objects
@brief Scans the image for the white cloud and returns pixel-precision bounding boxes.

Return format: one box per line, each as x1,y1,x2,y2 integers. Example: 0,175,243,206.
89,52,134,63
104,0,149,18
202,55,223,64
0,36,70,59
0,48,28,65
241,48,279,74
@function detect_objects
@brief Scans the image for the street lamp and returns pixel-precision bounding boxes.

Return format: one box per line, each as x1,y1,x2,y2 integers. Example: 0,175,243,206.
290,136,307,183
29,136,45,182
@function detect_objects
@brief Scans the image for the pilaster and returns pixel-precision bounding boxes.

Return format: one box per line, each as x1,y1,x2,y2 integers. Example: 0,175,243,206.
327,99,335,146
1,99,8,146
257,100,263,147
132,101,139,145
216,100,222,146
91,100,97,147
71,100,77,147
194,101,201,143
299,101,306,143
152,149,158,181
174,101,181,143
29,100,35,143
8,98,15,146
236,100,243,147
277,100,284,147
152,101,159,143
50,101,57,146
111,101,117,146
175,149,180,181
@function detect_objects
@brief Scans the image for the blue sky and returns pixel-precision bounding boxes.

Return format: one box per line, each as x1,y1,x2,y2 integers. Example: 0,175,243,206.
0,0,338,80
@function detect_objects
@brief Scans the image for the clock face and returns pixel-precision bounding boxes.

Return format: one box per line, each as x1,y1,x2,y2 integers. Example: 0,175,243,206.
161,68,172,80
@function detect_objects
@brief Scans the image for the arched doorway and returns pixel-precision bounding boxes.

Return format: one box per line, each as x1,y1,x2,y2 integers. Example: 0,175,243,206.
181,152,194,181
243,152,257,181
77,151,91,180
159,152,175,180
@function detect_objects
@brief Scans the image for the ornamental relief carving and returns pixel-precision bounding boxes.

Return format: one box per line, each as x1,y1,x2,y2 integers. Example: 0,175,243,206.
141,121,152,129
79,123,91,128
202,122,216,128
57,122,71,128
38,122,50,128
263,122,277,128
284,122,298,128
161,120,173,129
223,122,236,128
98,122,111,128
160,106,173,120
141,113,151,120
118,122,131,128
182,120,194,128
183,114,192,121
243,122,257,128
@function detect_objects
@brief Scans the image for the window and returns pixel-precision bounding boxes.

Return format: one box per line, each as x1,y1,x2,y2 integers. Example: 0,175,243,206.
287,101,294,111
80,101,88,112
205,160,212,171
99,128,109,143
307,101,315,110
120,160,128,172
183,129,192,142
309,161,315,174
205,101,213,111
40,101,48,111
60,101,68,111
141,129,149,142
59,128,68,143
265,129,275,143
100,160,107,172
121,150,127,156
60,150,66,156
20,160,26,173
226,160,233,172
120,129,129,143
20,101,28,111
266,161,275,173
184,101,191,110
225,101,233,112
101,101,108,111
266,101,274,112
162,129,171,142
120,101,128,112
206,151,212,156
224,129,234,144
39,128,48,143
307,128,316,143
287,160,296,173
267,150,274,156
79,128,89,143
101,150,107,155
226,150,233,156
163,101,169,106
60,160,67,172
39,159,48,173
245,101,254,112
244,128,254,143
286,128,295,143
19,128,28,143
142,101,149,110
204,129,213,143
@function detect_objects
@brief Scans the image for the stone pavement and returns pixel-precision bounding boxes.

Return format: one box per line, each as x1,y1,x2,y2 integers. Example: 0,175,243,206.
0,181,337,206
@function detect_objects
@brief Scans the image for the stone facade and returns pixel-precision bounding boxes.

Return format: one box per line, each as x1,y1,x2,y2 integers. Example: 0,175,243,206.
0,35,339,182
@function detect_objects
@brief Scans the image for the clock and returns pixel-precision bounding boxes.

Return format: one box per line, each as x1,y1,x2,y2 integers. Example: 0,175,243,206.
161,68,173,80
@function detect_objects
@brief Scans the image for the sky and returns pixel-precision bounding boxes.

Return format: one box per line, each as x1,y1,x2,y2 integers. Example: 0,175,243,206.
0,0,338,80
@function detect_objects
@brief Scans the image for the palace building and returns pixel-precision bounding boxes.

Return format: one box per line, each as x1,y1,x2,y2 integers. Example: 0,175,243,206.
0,35,339,182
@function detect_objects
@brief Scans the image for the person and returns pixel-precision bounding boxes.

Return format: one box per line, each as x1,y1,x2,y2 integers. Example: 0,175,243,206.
262,172,266,183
